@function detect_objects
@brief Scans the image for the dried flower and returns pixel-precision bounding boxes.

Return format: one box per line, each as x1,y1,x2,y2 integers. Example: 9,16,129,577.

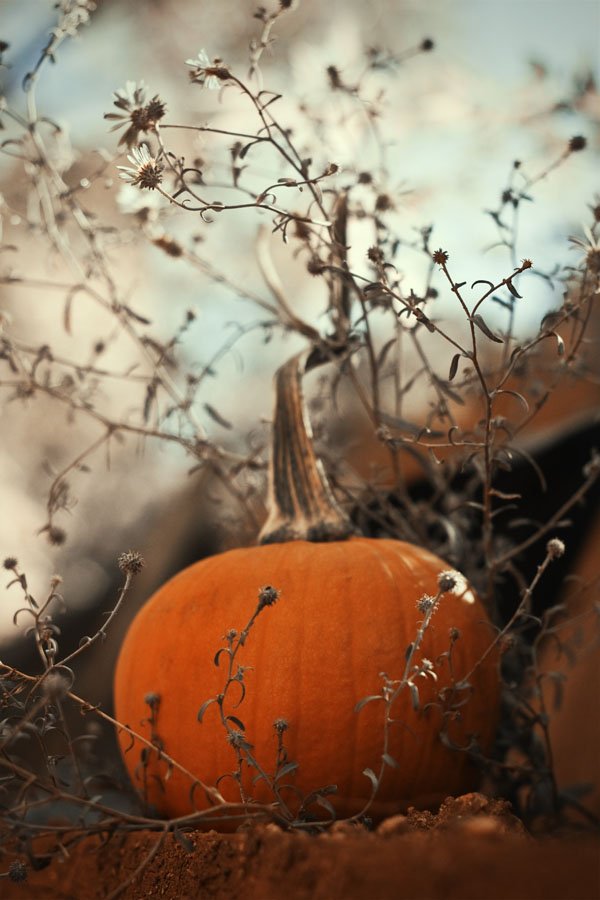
440,569,476,604
569,226,600,274
421,38,434,52
375,193,393,212
437,570,457,593
227,728,246,748
7,861,27,884
258,585,280,609
327,65,343,90
546,537,565,559
117,145,164,190
144,691,160,707
153,234,183,257
432,248,449,265
417,594,437,614
568,135,586,153
118,550,145,574
3,557,17,570
367,246,384,263
105,81,166,148
185,49,230,89
273,718,289,733
48,526,67,546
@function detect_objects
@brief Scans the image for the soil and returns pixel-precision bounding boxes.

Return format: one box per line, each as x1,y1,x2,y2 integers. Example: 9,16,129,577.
2,794,599,900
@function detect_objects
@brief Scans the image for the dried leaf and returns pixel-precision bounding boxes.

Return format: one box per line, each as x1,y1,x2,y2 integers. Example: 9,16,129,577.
448,353,461,381
203,403,233,430
354,694,382,713
472,314,503,343
197,698,216,723
382,752,399,769
362,767,379,791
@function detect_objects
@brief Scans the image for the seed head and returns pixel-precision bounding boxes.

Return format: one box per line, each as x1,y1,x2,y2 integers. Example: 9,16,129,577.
327,65,343,90
568,135,586,153
437,570,457,593
368,246,384,263
153,235,183,257
118,550,145,574
258,585,280,609
417,594,437,614
547,538,565,559
144,692,160,708
273,718,289,733
3,557,17,570
8,861,27,883
48,526,67,546
117,145,164,190
432,248,449,265
421,38,434,51
227,729,245,748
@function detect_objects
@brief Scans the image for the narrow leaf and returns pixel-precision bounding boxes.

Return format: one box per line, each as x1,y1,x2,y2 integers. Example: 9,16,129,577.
354,694,382,713
472,314,503,343
494,388,529,412
382,752,399,769
362,767,379,791
315,795,336,818
197,698,216,723
409,682,420,710
203,403,233,430
225,715,245,731
213,647,231,667
448,353,461,382
489,488,522,500
275,761,299,781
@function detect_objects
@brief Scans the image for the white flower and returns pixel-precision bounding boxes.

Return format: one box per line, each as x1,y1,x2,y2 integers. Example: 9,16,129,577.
105,81,165,148
117,144,164,190
185,48,229,90
569,225,600,275
114,80,148,108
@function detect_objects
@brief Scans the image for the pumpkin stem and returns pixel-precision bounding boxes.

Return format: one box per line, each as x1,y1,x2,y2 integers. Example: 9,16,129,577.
259,352,355,544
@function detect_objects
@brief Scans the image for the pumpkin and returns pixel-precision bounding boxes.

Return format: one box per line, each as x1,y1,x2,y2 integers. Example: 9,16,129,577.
114,353,500,823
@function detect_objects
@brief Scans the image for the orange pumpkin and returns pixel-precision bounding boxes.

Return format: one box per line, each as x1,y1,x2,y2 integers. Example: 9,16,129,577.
114,354,500,823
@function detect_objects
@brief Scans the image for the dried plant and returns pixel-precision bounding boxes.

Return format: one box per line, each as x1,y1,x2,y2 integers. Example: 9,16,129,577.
1,0,599,892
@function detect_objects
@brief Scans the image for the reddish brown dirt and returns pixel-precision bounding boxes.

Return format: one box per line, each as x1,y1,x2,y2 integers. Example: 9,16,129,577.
3,795,599,900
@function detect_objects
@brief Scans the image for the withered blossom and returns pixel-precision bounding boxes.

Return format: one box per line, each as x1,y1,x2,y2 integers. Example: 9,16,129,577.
117,145,164,190
104,80,166,148
569,225,600,274
185,48,230,89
